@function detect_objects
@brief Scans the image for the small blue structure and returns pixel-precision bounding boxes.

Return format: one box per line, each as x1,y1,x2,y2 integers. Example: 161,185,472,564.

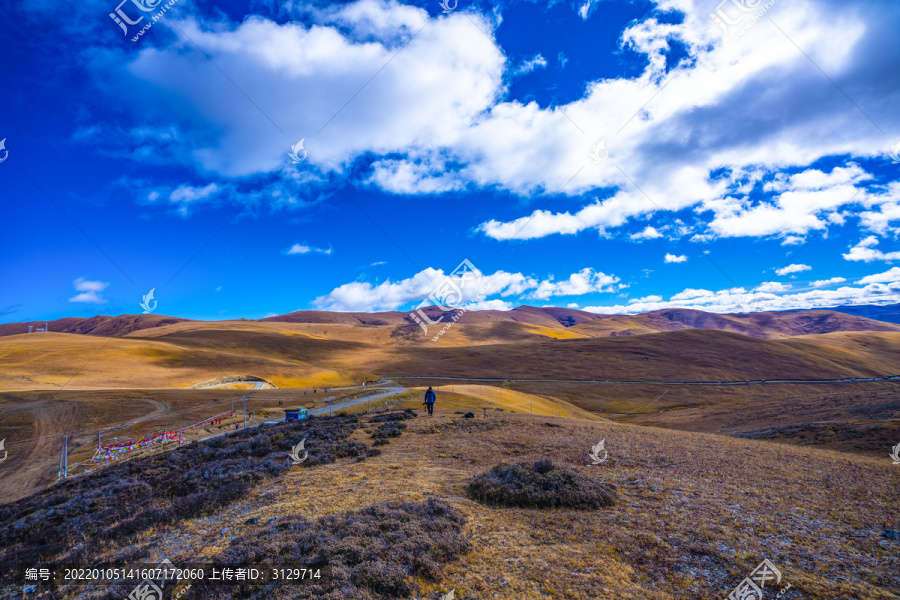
284,408,309,421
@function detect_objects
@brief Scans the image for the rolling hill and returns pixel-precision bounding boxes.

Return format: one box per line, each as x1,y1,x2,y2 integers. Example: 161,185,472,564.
4,304,900,342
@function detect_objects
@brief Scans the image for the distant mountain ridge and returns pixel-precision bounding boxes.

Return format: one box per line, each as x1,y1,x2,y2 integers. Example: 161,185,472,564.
3,303,900,340
824,302,900,324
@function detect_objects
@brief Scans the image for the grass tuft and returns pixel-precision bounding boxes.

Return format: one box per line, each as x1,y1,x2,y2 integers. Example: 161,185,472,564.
467,460,617,510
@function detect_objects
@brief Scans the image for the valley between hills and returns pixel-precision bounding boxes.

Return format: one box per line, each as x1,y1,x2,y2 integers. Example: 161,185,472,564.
0,306,898,599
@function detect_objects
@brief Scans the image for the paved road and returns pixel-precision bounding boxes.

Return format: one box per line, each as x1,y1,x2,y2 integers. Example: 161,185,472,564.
308,383,406,416
199,380,269,390
195,382,406,442
389,375,900,386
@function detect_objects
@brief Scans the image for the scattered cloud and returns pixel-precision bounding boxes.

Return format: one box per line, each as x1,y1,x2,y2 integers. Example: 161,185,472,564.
781,236,805,246
85,0,900,257
68,278,109,304
286,243,333,255
314,266,619,311
810,277,846,287
629,295,662,304
775,263,811,276
857,267,900,284
843,236,900,262
584,283,900,315
631,226,662,240
755,281,791,293
466,299,514,311
528,268,620,300
515,54,547,75
664,254,687,263
577,0,600,20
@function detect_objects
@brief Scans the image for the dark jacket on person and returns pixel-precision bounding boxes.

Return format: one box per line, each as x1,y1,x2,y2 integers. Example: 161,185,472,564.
424,389,436,404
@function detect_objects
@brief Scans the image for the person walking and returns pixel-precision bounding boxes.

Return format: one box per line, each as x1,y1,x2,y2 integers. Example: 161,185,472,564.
423,386,436,416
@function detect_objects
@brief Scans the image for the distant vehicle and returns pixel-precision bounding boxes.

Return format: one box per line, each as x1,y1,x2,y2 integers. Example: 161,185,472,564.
285,408,309,421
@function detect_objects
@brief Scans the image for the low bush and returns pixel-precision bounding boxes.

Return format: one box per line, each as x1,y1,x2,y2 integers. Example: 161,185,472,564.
190,498,471,600
467,460,617,510
0,415,372,576
367,409,416,423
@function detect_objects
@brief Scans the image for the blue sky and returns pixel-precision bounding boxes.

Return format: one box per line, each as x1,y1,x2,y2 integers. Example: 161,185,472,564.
2,0,900,322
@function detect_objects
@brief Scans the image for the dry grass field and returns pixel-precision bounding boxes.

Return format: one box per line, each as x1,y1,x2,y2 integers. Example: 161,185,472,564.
3,309,900,503
5,411,895,599
1,307,899,597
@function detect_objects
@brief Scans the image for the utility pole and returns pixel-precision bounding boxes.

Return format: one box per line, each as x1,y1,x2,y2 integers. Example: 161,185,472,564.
98,428,101,450
329,397,333,417
58,436,68,480
252,409,255,426
242,397,247,429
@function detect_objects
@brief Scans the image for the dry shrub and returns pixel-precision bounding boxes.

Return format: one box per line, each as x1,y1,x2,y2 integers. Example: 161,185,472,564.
0,415,371,576
371,422,406,439
467,460,617,510
367,409,416,423
189,498,471,600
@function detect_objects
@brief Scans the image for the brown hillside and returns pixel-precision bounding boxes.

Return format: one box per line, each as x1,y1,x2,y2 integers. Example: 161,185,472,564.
571,308,900,339
3,410,896,599
0,314,192,338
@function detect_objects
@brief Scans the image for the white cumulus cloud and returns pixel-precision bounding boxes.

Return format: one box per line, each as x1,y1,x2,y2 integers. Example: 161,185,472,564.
775,264,811,276
810,277,846,287
286,243,333,255
857,267,900,284
68,278,109,304
843,236,900,262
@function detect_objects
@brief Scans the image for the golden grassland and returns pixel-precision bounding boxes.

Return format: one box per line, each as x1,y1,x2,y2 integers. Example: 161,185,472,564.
6,323,900,393
110,411,899,599
2,322,900,501
0,386,372,503
0,383,602,503
0,332,378,391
